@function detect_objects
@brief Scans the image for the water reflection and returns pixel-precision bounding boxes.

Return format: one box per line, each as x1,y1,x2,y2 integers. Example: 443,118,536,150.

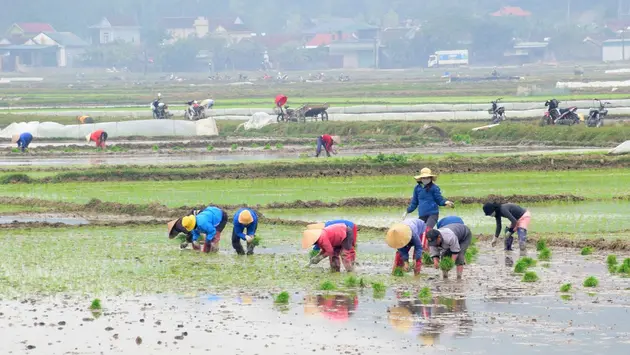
388,296,472,345
304,294,358,322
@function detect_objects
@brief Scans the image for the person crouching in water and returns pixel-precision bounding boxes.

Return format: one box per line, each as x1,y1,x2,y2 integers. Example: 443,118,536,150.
306,219,357,257
315,134,338,158
12,132,33,152
483,202,531,252
426,223,472,279
167,206,228,253
385,219,426,276
232,208,258,255
86,130,108,149
436,215,464,229
403,168,454,247
303,223,356,272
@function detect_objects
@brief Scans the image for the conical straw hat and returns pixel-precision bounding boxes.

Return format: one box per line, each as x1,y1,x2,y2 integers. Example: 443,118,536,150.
11,134,19,143
302,229,322,249
414,167,436,180
307,223,325,230
388,306,413,332
385,223,412,249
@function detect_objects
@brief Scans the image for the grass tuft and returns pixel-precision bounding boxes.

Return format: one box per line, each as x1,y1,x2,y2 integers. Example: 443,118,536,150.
520,257,537,267
206,145,214,151
581,247,593,256
263,143,271,150
514,260,529,273
538,248,552,261
522,271,539,282
617,258,630,275
319,281,336,291
559,283,572,292
583,276,599,287
231,143,238,150
607,255,618,266
89,298,102,310
275,143,284,149
536,239,547,251
274,291,289,304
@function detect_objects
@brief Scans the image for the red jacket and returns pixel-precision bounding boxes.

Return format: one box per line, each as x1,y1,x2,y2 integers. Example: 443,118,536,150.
315,223,348,256
90,130,104,142
321,134,333,152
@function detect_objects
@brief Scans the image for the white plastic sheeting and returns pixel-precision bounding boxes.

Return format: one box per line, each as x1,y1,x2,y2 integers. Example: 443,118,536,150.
238,112,276,130
609,140,630,155
0,119,218,139
556,80,630,89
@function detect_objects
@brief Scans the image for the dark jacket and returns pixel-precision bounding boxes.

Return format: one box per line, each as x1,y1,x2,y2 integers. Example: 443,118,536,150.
494,203,526,237
406,182,448,217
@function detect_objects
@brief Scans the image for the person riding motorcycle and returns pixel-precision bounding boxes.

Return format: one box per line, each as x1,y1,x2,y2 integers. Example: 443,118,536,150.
187,100,200,117
152,93,162,119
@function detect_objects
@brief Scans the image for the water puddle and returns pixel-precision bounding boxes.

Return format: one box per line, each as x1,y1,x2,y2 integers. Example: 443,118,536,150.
0,215,89,225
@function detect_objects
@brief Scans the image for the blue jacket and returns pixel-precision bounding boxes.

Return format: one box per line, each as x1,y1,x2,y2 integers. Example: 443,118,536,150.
17,132,33,148
437,216,464,229
233,208,258,241
406,182,447,217
398,219,426,262
313,220,355,251
191,206,224,243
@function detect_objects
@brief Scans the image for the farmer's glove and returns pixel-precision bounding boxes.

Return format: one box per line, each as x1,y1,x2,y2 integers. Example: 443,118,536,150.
245,235,254,243
402,212,408,220
310,253,326,265
445,201,455,208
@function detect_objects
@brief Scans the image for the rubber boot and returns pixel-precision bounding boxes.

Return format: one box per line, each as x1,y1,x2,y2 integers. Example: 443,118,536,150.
192,242,201,251
442,269,449,279
246,242,255,255
330,256,341,272
392,252,404,274
456,265,463,280
517,228,527,251
180,243,189,250
505,256,514,267
504,235,514,251
414,259,422,276
202,242,211,253
342,256,355,272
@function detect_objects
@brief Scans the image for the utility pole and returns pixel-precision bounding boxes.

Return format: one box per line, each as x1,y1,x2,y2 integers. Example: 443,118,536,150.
566,0,571,23
619,0,624,19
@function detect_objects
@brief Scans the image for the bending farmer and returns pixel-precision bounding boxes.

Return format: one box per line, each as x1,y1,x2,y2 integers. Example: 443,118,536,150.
483,202,531,252
436,216,464,229
426,223,472,279
385,219,426,276
307,219,357,255
167,206,228,253
232,208,258,255
302,223,356,272
12,132,33,152
86,130,108,148
315,134,339,157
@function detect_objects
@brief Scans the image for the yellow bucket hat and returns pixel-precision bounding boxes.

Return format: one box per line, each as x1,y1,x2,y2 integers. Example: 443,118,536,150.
302,229,322,249
385,223,412,249
413,167,436,181
388,306,413,332
306,223,325,230
11,134,20,143
238,209,254,225
182,215,196,231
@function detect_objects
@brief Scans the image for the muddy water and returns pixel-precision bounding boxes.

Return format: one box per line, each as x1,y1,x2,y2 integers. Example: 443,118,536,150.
0,214,89,225
262,200,630,234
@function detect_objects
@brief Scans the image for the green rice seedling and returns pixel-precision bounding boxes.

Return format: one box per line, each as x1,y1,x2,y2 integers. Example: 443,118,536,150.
522,271,539,282
514,260,529,273
251,236,261,246
538,248,552,261
559,283,572,292
309,250,319,258
587,292,597,297
560,295,572,301
344,276,358,288
10,148,20,153
439,258,455,272
465,245,479,264
172,146,183,151
319,281,336,291
359,278,366,288
251,143,259,148
520,257,537,267
392,267,405,277
152,145,159,151
371,282,386,293
581,247,593,256
422,252,433,265
607,255,618,267
608,264,618,274
275,143,284,149
263,143,271,150
617,258,630,275
401,291,411,298
418,287,432,301
89,298,102,310
536,239,547,251
274,291,289,304
583,276,599,287
231,143,238,150
206,145,214,151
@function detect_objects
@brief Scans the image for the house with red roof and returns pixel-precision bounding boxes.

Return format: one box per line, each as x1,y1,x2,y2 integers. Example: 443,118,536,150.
491,6,532,17
2,22,56,45
89,16,141,44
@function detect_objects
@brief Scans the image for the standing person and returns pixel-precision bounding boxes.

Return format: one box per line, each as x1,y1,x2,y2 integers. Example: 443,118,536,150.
426,223,472,279
167,206,228,253
315,134,339,158
385,219,426,276
403,168,454,246
12,132,33,152
302,223,356,272
232,208,258,255
483,202,531,252
86,130,108,149
436,216,464,229
306,219,357,255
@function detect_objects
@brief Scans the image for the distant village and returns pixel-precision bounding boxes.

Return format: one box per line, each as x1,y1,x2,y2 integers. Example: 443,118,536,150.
2,6,630,72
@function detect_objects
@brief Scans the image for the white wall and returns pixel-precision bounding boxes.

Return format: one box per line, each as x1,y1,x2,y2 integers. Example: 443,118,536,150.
602,45,630,61
100,28,141,44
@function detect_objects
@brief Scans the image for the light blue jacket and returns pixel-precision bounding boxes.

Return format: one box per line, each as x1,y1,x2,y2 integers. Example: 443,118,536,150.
191,206,224,243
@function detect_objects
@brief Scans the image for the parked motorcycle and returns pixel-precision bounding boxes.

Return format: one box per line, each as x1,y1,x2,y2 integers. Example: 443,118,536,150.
276,105,297,122
184,99,214,121
541,99,579,126
586,99,609,128
152,102,173,119
488,98,506,124
338,74,350,82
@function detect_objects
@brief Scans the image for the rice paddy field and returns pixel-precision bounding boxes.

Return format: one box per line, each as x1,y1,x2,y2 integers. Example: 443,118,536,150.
1,68,630,354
